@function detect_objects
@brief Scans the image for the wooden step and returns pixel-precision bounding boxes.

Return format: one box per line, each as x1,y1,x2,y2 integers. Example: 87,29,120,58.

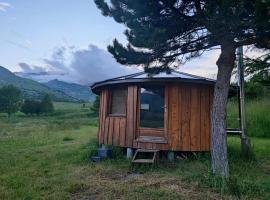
132,159,155,163
131,149,159,164
136,149,159,153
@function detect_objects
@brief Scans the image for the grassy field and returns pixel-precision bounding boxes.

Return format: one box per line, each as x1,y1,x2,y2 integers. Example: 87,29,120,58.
227,98,270,137
0,102,269,199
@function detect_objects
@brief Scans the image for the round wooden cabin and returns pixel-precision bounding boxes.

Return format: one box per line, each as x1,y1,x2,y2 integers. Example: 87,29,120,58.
91,71,214,152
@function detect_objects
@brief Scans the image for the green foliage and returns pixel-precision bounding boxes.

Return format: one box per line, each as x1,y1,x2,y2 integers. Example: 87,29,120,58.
245,81,264,99
21,95,56,116
91,96,100,116
80,138,99,162
227,98,270,137
0,85,22,117
95,0,269,71
40,94,54,114
243,53,270,99
21,99,41,115
62,136,74,142
244,54,270,83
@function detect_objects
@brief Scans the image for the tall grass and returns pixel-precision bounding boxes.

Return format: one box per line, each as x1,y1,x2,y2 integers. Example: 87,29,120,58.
0,101,270,199
227,98,270,137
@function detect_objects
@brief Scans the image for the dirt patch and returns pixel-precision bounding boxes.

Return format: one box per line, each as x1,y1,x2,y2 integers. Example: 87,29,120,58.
70,167,234,200
121,172,142,181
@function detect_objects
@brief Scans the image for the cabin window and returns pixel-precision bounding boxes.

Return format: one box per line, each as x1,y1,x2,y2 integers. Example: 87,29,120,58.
140,86,165,128
109,88,127,116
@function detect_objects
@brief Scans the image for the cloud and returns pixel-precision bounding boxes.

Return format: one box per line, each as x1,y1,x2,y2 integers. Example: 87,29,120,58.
18,44,139,84
179,46,269,80
18,63,48,74
6,40,30,50
0,2,12,12
17,44,221,84
17,62,69,83
180,49,220,79
6,31,32,50
69,45,138,84
17,43,269,84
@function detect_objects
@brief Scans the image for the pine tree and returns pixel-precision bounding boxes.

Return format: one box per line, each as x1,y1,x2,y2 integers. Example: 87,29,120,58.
243,53,270,99
0,85,22,117
40,94,54,114
244,53,270,85
95,0,270,177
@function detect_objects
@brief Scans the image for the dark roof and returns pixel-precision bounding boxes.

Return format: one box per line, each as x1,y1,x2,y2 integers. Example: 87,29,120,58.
91,70,216,94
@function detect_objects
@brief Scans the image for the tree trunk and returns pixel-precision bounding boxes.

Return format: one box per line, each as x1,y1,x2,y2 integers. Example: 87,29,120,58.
211,44,236,178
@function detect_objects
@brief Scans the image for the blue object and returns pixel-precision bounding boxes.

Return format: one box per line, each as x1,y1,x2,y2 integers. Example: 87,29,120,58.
167,151,175,162
98,147,112,158
91,156,102,162
126,148,133,159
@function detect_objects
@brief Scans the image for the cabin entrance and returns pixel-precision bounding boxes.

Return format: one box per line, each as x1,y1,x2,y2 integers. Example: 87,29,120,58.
137,86,167,143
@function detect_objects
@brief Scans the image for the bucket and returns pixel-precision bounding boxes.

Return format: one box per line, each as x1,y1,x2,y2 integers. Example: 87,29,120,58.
98,147,112,159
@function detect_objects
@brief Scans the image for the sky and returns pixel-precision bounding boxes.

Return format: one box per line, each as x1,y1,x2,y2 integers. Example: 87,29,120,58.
0,1,265,84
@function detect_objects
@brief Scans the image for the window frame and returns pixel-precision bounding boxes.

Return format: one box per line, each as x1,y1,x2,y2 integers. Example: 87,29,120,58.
138,85,165,129
107,87,128,117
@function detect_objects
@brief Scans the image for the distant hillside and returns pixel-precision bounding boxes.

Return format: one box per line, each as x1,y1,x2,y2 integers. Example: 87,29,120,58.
0,66,77,102
44,79,95,102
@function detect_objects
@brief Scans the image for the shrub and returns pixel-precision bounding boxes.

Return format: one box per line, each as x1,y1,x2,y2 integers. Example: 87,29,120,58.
245,81,264,99
21,100,41,115
40,94,54,114
62,136,74,142
0,85,22,117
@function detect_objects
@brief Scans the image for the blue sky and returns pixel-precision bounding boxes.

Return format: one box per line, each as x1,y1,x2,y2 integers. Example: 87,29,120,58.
0,1,126,70
1,1,263,84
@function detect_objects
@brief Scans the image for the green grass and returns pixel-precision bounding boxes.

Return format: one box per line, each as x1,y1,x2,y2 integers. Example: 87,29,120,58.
227,98,270,137
53,102,92,111
0,101,269,199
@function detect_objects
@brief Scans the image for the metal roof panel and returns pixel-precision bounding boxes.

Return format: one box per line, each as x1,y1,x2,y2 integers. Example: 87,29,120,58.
90,70,216,94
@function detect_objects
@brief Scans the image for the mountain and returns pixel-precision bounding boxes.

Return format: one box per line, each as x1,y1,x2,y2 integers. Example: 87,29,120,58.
0,66,77,102
44,79,95,102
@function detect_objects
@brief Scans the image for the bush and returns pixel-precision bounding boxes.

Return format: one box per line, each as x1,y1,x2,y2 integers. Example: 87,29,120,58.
21,100,41,115
245,81,264,99
21,94,55,116
0,85,22,117
40,94,54,114
62,136,74,142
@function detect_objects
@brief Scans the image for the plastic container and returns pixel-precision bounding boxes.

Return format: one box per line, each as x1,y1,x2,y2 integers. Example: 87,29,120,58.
98,147,112,159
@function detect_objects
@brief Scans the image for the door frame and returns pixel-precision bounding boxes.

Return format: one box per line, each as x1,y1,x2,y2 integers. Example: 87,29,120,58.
135,85,168,143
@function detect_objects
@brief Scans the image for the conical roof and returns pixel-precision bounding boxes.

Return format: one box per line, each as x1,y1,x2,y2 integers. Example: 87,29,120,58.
91,70,215,94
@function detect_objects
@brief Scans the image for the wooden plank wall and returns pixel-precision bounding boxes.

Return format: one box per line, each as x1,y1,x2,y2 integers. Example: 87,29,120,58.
102,117,126,146
98,83,213,152
98,86,137,147
126,86,138,146
98,88,127,145
167,83,213,151
98,89,107,144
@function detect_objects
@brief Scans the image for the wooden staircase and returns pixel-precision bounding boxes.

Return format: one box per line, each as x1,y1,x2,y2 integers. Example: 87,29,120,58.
131,149,159,164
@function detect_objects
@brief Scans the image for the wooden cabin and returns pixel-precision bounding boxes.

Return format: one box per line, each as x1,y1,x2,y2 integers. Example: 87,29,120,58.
91,71,215,152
